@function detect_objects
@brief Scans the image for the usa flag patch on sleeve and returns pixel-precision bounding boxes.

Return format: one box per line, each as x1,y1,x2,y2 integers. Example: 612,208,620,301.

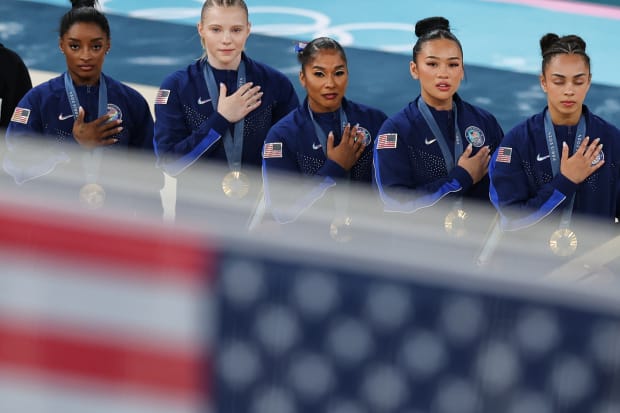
377,133,397,149
496,146,512,163
154,89,171,105
11,107,31,125
263,142,283,158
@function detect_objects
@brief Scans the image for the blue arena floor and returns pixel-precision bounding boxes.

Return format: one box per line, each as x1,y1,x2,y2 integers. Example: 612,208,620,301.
4,0,620,131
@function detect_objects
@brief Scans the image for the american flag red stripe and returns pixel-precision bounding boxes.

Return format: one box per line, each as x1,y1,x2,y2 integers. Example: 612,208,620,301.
0,201,213,280
0,318,207,398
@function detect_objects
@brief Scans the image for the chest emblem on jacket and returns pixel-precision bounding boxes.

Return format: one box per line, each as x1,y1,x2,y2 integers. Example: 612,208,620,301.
465,126,485,147
357,126,372,147
105,104,122,124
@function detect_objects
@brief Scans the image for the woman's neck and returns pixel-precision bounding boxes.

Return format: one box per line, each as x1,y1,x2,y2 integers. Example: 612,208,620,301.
549,105,582,126
207,55,241,71
421,93,453,111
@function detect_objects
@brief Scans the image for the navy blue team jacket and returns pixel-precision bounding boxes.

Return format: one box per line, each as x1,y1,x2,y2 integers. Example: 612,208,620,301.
153,53,299,176
4,72,154,184
489,105,620,231
373,94,504,213
262,97,387,223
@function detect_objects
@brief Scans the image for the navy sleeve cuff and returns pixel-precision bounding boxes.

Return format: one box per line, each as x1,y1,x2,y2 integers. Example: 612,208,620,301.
450,165,473,192
318,159,348,179
554,173,578,198
198,112,230,138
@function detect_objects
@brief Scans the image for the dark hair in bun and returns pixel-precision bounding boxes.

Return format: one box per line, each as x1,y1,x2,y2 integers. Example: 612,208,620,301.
540,33,590,73
412,16,463,63
60,0,110,39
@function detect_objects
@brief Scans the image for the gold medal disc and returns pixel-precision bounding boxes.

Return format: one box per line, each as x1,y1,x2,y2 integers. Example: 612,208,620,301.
444,209,468,237
549,228,578,257
79,183,106,209
222,171,250,199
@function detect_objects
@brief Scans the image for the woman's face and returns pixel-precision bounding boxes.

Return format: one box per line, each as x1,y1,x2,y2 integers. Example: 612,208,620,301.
59,22,110,86
410,38,463,110
198,5,250,70
299,49,348,113
540,53,591,125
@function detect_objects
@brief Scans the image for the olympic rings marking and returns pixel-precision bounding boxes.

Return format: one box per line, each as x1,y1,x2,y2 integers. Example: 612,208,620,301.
96,4,412,53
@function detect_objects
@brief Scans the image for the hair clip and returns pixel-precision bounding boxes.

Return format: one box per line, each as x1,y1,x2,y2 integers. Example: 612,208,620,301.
294,41,307,54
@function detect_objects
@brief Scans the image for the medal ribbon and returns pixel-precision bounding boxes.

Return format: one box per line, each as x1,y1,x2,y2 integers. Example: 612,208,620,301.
417,98,464,212
202,60,246,172
543,109,586,230
308,102,351,231
64,72,106,184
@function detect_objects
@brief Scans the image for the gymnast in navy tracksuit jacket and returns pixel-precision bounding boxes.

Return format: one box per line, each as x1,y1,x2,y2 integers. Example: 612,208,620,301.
373,17,503,235
153,0,299,222
489,33,620,258
262,37,387,227
4,0,159,214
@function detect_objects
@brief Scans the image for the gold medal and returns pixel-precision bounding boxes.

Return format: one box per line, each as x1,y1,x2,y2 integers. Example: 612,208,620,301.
549,228,578,257
329,216,353,243
444,208,468,237
79,183,105,209
221,171,250,199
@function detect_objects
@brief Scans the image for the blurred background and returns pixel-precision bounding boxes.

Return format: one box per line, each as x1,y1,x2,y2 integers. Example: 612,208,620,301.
2,1,620,412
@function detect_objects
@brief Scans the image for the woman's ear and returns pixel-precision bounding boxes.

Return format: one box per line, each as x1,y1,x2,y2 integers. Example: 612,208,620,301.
299,70,306,88
539,74,547,93
409,61,418,80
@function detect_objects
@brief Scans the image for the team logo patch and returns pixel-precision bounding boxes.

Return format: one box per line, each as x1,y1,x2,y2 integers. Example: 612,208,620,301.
263,142,283,158
465,125,485,147
592,150,604,166
11,107,30,124
155,89,170,105
496,146,512,163
105,104,122,123
377,133,397,150
357,126,372,147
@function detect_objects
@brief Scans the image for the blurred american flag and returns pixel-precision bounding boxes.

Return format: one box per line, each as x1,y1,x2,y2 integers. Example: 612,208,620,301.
3,199,620,413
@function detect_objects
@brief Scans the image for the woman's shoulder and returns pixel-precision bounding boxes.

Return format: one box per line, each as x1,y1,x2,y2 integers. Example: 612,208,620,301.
502,111,544,144
457,96,501,123
21,75,64,102
585,106,620,135
244,55,292,82
159,60,202,87
104,74,149,105
270,105,306,132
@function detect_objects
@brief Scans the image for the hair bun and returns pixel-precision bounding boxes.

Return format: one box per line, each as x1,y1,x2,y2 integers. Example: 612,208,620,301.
70,0,97,8
415,16,450,38
539,33,560,56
